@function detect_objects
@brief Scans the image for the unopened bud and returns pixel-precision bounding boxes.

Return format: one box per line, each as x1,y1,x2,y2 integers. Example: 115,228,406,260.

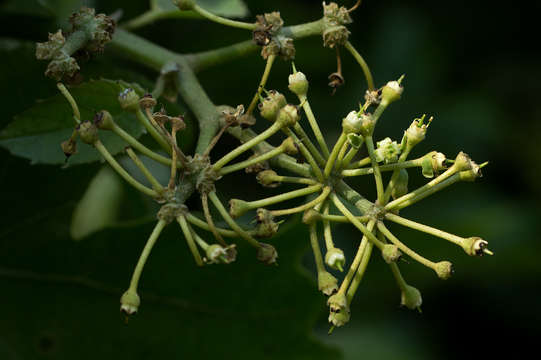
380,78,404,106
254,208,279,238
318,271,339,295
205,244,237,264
325,248,346,271
61,138,77,158
93,110,114,130
257,170,280,188
258,90,286,121
118,88,140,112
342,110,362,134
434,261,454,280
276,104,300,127
288,71,309,96
400,284,422,310
382,244,402,264
302,209,321,224
280,137,298,155
77,121,98,144
120,288,140,315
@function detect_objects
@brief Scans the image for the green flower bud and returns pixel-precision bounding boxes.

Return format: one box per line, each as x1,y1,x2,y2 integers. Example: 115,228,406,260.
288,71,309,96
228,199,250,218
118,88,140,112
392,169,409,200
77,121,98,144
254,208,279,238
328,307,350,327
381,78,404,106
276,104,300,127
173,0,195,10
318,271,339,295
205,244,237,264
256,242,278,265
342,110,362,134
453,151,475,172
405,115,432,149
382,244,402,264
281,137,298,155
257,170,279,188
258,90,286,121
323,2,353,25
327,292,348,312
461,237,490,256
120,288,140,315
374,137,401,164
325,248,346,271
302,209,321,225
400,284,422,311
93,110,114,130
322,2,352,49
434,261,454,280
458,167,482,182
359,113,376,136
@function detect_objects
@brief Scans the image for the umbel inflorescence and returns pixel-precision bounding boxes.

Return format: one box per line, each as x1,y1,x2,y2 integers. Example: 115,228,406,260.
36,1,492,329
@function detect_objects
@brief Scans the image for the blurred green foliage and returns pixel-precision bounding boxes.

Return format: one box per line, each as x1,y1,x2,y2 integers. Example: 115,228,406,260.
0,0,539,359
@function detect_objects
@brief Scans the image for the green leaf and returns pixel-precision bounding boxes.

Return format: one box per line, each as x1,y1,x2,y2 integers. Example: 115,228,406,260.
0,79,147,165
152,0,249,18
0,158,340,359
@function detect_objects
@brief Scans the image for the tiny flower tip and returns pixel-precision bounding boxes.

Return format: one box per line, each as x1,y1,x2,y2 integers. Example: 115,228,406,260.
328,308,350,327
288,71,309,96
325,248,346,271
120,289,140,315
400,284,422,310
483,249,494,256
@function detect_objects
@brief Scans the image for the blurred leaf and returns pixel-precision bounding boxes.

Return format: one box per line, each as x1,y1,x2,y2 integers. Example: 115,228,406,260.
0,79,146,165
0,154,340,358
152,0,249,17
70,166,124,240
2,0,95,24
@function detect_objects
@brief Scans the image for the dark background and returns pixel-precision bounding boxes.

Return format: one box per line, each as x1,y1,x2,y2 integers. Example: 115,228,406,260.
0,0,539,359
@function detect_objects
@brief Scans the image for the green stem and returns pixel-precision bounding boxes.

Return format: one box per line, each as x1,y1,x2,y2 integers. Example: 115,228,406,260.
125,147,164,192
201,193,226,246
122,9,163,30
330,193,384,249
347,156,371,169
292,123,326,166
57,83,80,123
193,4,257,30
340,144,362,169
128,219,167,290
208,191,261,248
365,136,385,204
322,204,335,250
219,146,284,176
245,184,323,210
344,41,374,91
385,172,462,210
377,222,437,271
247,55,276,115
284,128,325,181
298,94,330,157
177,215,204,266
185,213,245,238
111,123,172,166
309,223,326,273
94,140,158,198
271,186,331,217
135,109,171,153
186,40,258,72
213,121,283,170
264,174,318,185
383,149,412,203
324,132,347,177
346,241,373,304
342,157,422,176
385,213,465,247
336,221,373,295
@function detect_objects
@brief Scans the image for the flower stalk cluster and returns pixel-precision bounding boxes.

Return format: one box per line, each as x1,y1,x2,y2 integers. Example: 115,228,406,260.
42,2,491,327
